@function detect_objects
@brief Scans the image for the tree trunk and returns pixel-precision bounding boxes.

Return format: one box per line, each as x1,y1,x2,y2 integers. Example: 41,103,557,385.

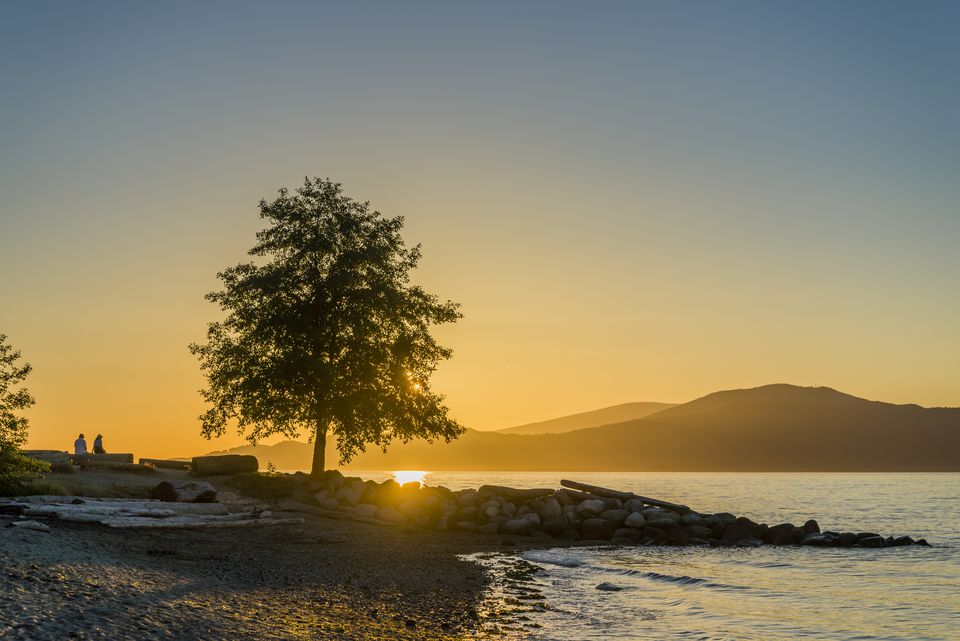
311,424,328,477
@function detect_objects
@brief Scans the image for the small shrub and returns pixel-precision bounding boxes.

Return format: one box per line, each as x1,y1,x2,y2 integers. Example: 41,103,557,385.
51,462,76,474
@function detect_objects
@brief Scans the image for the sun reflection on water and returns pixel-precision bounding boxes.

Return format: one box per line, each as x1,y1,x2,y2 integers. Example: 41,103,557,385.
392,470,430,486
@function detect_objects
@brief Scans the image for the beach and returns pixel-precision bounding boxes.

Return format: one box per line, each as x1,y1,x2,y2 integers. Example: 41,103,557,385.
0,471,518,641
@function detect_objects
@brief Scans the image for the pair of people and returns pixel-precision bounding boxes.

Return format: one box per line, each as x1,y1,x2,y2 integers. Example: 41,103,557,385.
73,433,106,455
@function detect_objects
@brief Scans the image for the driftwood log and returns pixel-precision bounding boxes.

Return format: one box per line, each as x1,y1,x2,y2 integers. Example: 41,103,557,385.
151,480,217,503
192,455,258,476
139,458,191,470
103,516,304,529
23,450,71,464
560,479,692,513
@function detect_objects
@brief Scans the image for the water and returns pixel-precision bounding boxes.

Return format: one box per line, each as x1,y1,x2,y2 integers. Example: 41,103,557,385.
354,471,960,640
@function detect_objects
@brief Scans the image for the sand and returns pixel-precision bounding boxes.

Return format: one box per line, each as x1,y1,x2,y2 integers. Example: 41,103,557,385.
0,470,539,641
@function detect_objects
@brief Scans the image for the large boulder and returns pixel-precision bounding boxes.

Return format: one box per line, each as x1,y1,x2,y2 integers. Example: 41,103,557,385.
624,512,646,529
192,455,258,476
576,499,606,517
721,522,753,544
600,509,629,526
501,519,531,536
580,518,614,540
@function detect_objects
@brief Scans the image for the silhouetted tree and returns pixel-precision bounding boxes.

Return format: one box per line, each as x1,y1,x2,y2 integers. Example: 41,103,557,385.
190,178,463,475
0,335,47,494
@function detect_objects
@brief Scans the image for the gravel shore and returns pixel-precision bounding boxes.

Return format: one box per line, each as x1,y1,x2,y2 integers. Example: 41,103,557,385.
0,502,510,640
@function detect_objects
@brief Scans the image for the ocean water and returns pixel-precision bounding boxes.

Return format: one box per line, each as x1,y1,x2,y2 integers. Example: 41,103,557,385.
355,471,960,640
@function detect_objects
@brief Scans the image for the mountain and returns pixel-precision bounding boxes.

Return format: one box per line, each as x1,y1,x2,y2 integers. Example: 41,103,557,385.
495,402,675,435
205,385,960,471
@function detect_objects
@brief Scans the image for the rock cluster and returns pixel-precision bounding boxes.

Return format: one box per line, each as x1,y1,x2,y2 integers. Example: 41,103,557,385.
302,472,930,548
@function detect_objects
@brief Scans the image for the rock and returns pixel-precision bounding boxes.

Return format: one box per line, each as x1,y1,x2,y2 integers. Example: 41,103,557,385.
397,498,423,518
801,533,833,546
858,535,885,548
721,523,753,544
802,519,820,535
539,497,562,520
856,532,880,541
315,496,340,511
689,537,711,546
522,512,541,527
595,582,622,591
612,528,641,543
151,480,217,503
767,523,796,545
456,489,478,506
643,526,668,543
501,519,531,536
624,512,646,529
580,518,614,540
556,525,582,540
681,512,703,525
835,532,859,547
599,509,629,526
915,539,930,546
335,484,365,506
623,498,645,513
477,522,499,534
738,537,763,547
351,503,378,518
10,520,50,533
890,535,914,547
453,521,478,532
191,455,258,476
376,506,406,524
576,499,606,517
714,512,737,526
685,525,712,540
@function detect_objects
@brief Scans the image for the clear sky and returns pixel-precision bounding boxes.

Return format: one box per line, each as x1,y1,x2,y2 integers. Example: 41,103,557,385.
2,1,958,458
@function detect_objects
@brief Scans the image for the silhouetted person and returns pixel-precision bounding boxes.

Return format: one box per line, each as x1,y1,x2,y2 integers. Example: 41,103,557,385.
93,434,106,454
74,433,87,456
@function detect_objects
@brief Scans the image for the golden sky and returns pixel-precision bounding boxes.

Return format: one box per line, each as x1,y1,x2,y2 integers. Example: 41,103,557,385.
2,4,958,458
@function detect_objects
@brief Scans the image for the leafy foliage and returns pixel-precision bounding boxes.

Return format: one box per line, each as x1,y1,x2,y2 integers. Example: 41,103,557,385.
190,178,464,472
0,335,48,494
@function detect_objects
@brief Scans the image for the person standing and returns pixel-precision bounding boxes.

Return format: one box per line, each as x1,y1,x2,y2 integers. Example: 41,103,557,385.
74,433,87,456
93,434,106,454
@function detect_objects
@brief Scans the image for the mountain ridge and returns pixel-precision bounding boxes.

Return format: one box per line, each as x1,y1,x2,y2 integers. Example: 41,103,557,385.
203,384,960,471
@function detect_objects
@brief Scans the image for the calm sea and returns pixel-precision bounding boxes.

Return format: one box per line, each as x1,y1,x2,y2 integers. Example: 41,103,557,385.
352,471,960,641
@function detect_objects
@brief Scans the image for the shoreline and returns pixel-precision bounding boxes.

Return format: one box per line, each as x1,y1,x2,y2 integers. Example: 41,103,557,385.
0,467,568,640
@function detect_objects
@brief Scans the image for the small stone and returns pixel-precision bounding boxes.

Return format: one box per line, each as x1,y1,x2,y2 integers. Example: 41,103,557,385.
596,582,622,591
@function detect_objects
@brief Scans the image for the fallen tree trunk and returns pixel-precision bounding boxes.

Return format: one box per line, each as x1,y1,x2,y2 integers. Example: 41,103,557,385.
139,458,191,470
191,455,258,476
560,479,692,513
151,480,217,503
275,499,397,527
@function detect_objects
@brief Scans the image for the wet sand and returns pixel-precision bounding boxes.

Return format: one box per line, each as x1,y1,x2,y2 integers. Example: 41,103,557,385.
0,469,535,641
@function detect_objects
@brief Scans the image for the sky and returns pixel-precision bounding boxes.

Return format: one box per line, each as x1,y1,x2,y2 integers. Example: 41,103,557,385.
1,1,958,459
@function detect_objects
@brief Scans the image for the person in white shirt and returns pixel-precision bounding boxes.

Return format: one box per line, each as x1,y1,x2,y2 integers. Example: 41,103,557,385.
74,433,87,456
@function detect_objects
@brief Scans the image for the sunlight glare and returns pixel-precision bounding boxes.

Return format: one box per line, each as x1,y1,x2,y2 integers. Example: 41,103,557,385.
393,470,430,486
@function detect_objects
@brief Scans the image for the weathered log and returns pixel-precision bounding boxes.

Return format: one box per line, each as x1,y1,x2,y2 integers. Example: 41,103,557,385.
139,457,191,470
560,479,692,513
477,485,556,501
103,516,304,529
72,453,134,465
151,480,217,503
556,488,609,503
191,455,259,476
23,450,71,464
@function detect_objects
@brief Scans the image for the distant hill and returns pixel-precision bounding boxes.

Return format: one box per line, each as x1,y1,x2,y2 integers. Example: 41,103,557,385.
496,402,675,435
205,385,960,471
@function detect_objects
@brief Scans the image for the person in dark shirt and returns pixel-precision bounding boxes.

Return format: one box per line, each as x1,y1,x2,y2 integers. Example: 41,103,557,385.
93,434,106,454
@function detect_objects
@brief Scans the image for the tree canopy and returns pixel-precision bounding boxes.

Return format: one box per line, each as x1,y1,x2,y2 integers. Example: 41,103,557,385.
190,178,464,475
0,334,47,494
